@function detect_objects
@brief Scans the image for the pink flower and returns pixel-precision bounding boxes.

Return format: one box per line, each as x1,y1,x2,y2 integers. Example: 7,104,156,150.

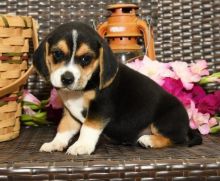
23,90,41,105
198,124,210,135
186,101,210,134
170,61,200,90
126,58,144,70
186,101,197,122
209,117,218,128
162,78,192,106
197,94,220,115
190,60,209,77
127,56,175,86
190,85,206,105
162,78,183,95
47,88,63,109
186,101,216,135
177,91,192,106
214,90,220,112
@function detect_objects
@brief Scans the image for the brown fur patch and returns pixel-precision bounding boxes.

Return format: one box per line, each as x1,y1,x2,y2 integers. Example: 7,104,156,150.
58,108,81,133
80,59,99,77
99,48,118,89
84,117,107,130
99,48,104,89
45,42,51,72
55,40,69,55
101,68,118,89
77,56,99,90
49,57,65,72
149,135,172,148
75,43,94,57
150,124,172,148
151,124,159,135
83,90,96,108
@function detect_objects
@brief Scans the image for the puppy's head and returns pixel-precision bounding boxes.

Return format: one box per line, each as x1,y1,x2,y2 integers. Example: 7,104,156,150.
33,22,118,91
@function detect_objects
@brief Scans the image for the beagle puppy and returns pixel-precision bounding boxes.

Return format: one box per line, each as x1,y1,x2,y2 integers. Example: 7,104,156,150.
33,22,202,155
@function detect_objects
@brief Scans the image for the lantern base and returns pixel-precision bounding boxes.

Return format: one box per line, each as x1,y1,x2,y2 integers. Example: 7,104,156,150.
113,50,143,63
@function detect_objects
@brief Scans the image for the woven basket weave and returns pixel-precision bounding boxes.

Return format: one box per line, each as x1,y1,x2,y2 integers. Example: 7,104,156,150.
0,15,38,142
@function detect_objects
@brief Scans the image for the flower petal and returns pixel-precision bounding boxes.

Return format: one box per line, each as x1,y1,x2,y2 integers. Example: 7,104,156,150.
47,88,63,109
23,90,41,105
209,117,218,127
198,124,210,135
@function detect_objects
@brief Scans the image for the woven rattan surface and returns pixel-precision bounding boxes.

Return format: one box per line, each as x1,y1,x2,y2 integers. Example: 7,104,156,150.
0,126,219,180
1,0,219,98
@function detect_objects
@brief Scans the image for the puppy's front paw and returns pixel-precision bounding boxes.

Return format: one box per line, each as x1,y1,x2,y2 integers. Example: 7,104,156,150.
40,141,67,152
66,140,95,155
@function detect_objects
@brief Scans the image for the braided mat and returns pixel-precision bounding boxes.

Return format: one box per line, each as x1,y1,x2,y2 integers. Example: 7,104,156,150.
0,127,219,180
0,127,220,162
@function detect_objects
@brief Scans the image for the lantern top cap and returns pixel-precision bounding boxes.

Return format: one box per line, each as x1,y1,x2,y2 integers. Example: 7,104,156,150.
107,4,138,10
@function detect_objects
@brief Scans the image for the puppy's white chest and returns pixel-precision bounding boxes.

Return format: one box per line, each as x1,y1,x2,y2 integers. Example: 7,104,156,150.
59,91,85,123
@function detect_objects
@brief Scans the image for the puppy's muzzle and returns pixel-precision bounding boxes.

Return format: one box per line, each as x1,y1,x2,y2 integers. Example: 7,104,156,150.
61,71,74,86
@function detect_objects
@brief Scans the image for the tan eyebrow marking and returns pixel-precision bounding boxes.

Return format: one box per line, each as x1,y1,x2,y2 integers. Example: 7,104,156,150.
51,40,69,55
75,43,95,57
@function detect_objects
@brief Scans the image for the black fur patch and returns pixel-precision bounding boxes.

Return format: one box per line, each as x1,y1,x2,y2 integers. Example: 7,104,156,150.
33,40,50,80
99,40,118,89
81,108,87,118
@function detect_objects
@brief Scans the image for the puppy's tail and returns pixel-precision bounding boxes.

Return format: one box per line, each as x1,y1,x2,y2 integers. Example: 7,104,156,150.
187,128,202,147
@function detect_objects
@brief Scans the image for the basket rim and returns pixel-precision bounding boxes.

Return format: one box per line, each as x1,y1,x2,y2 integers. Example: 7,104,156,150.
0,14,33,28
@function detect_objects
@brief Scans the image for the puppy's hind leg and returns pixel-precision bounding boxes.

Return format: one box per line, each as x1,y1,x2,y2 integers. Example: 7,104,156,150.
137,124,172,148
40,108,81,152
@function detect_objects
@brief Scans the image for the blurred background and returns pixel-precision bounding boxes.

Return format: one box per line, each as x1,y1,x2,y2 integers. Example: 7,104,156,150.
0,0,219,98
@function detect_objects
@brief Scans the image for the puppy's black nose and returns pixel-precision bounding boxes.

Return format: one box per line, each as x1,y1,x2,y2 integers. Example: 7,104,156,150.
61,71,74,86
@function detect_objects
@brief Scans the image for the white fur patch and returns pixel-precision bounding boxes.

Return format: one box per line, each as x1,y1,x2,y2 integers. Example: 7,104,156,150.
50,63,82,90
50,66,65,88
70,29,78,64
59,90,85,123
40,131,76,152
66,125,101,155
138,135,153,148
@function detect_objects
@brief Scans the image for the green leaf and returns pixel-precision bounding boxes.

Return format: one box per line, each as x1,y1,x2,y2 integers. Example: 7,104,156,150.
210,126,220,134
23,121,39,127
215,117,220,122
23,101,41,110
33,112,47,119
21,114,33,121
5,53,22,56
40,99,49,107
0,101,7,107
199,72,220,84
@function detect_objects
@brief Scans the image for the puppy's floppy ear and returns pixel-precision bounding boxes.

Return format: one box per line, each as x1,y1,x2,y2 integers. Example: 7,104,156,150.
33,40,50,81
99,40,118,89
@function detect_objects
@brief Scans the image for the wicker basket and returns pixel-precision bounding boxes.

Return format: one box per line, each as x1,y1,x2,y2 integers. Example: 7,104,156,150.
0,15,38,142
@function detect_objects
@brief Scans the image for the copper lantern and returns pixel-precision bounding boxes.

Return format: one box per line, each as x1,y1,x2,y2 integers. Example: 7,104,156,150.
97,3,156,63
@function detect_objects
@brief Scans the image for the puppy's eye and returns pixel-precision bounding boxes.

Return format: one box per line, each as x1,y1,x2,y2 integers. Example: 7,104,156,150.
80,55,93,67
52,50,64,62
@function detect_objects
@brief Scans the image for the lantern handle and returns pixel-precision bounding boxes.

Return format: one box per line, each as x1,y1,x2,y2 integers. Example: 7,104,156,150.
137,18,156,60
